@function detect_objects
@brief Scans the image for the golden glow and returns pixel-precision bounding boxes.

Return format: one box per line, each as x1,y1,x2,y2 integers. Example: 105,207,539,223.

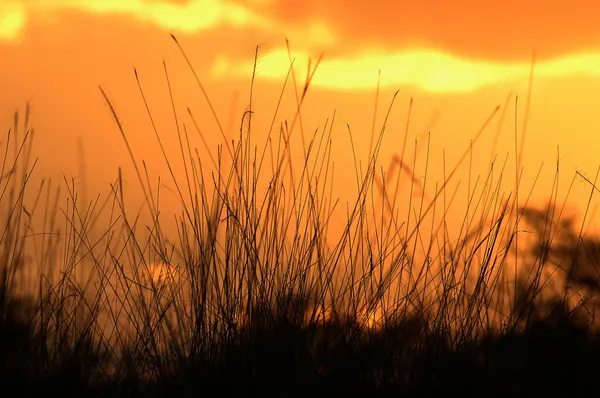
212,47,600,93
0,0,271,41
145,262,180,286
0,2,26,41
80,0,270,31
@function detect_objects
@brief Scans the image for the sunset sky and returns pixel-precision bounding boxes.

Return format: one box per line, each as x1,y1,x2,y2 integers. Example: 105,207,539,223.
2,0,600,236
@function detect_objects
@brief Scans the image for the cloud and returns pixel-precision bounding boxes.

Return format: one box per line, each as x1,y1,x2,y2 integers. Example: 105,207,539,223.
5,0,599,61
238,0,600,61
0,0,272,42
212,47,600,93
3,0,600,94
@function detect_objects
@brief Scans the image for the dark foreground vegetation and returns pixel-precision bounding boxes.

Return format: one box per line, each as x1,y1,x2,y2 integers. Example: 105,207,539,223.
3,38,600,396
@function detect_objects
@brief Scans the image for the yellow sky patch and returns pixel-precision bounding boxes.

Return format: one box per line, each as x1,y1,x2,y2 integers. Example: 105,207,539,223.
212,48,600,93
0,2,26,41
0,0,270,41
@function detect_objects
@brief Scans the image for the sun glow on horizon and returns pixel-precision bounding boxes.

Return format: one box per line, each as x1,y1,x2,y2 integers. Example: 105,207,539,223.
143,262,180,287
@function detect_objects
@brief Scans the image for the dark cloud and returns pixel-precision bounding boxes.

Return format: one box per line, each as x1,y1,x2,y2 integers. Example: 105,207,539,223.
239,0,600,61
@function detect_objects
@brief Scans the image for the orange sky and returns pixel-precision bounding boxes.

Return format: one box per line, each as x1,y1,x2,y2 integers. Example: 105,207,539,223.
2,0,600,240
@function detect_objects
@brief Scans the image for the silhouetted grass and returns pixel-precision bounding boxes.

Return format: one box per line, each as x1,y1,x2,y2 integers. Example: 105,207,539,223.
3,37,600,396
